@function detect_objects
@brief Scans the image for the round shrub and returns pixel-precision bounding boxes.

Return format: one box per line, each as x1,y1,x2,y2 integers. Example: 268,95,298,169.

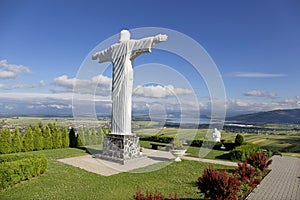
235,134,244,146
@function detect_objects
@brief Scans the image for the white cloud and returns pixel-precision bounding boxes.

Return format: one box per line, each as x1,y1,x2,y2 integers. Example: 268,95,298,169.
52,74,111,95
39,80,46,86
229,72,287,78
4,105,14,110
10,84,36,89
134,84,192,98
0,59,30,79
244,90,278,98
0,84,36,90
48,104,72,109
295,96,300,99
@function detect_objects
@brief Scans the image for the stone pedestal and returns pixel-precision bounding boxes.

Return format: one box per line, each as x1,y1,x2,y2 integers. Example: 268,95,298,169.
97,134,141,164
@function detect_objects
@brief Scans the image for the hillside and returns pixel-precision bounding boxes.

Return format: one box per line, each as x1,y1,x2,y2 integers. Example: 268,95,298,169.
227,109,300,124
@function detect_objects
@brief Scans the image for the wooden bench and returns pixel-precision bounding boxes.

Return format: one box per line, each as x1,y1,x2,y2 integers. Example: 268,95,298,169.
150,143,173,151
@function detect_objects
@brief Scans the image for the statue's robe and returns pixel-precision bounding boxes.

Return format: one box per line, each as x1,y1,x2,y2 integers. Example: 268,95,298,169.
95,37,155,134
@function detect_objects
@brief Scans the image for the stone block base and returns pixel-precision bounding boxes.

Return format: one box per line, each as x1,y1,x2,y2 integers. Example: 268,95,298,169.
96,134,141,164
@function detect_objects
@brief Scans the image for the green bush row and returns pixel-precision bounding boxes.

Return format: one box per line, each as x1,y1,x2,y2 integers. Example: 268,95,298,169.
0,153,48,190
140,135,175,144
74,127,107,147
230,143,260,161
0,124,69,154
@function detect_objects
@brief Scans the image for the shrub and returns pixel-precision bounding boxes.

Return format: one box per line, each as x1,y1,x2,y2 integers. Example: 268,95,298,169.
22,127,34,152
84,128,91,145
0,127,12,154
234,134,244,146
234,160,262,191
230,143,260,161
246,152,272,175
0,154,48,190
11,128,22,153
61,127,70,148
223,142,236,150
213,142,223,150
140,135,174,144
33,126,43,151
69,127,78,147
197,166,240,200
189,139,203,147
42,126,52,150
77,127,85,146
135,188,179,200
52,125,62,149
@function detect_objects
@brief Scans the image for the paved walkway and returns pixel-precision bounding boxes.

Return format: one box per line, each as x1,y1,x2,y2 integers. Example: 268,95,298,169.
247,155,300,200
182,156,238,167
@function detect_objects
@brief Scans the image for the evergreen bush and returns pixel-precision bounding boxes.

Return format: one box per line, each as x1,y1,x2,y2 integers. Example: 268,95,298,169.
230,143,260,161
42,126,52,150
69,127,77,147
0,154,48,190
235,134,244,146
11,128,22,153
0,127,12,154
33,126,43,151
22,127,34,152
61,127,69,148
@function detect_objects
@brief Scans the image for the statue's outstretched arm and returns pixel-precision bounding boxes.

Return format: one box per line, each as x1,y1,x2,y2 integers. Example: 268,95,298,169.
92,48,112,63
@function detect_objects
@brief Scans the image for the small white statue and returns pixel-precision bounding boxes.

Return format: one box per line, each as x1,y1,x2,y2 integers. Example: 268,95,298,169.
212,128,221,142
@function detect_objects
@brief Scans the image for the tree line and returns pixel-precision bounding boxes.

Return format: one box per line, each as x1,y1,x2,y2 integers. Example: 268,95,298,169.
0,123,108,154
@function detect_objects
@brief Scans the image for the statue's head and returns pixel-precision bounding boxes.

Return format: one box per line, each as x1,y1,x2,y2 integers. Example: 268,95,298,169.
119,30,130,42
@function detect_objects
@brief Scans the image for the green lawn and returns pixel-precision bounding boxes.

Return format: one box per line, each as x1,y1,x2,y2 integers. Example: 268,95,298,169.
0,148,234,200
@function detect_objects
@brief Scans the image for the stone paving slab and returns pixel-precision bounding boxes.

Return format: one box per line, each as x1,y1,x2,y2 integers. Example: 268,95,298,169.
246,155,300,200
58,148,175,176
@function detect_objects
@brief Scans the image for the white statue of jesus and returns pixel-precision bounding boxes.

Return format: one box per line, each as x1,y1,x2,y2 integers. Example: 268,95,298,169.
92,30,167,134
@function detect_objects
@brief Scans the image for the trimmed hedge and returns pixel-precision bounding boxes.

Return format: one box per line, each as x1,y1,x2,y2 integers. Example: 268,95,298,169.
230,143,260,161
223,142,236,151
140,135,174,144
0,154,48,190
189,139,203,147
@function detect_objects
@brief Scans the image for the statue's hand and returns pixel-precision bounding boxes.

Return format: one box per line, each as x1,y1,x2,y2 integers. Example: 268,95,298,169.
157,34,168,42
92,52,98,60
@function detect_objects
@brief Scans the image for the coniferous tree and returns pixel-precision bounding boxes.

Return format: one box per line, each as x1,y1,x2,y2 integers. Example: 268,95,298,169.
235,134,244,146
0,127,12,154
43,126,52,149
52,125,62,149
90,127,97,145
61,127,69,148
97,127,105,145
23,127,34,152
69,127,77,147
33,125,43,151
84,128,91,146
77,127,85,146
11,127,22,153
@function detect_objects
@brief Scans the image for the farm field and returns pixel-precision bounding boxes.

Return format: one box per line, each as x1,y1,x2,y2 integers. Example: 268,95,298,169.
1,117,300,156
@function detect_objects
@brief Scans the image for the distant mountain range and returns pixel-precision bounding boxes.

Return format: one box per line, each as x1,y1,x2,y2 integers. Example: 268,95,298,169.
1,107,300,124
227,109,300,124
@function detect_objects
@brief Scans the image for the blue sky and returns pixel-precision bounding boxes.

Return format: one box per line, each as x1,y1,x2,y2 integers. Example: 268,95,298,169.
0,0,299,116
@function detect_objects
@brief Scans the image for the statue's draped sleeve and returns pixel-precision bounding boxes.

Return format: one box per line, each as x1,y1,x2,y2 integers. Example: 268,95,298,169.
130,37,154,60
96,47,113,63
